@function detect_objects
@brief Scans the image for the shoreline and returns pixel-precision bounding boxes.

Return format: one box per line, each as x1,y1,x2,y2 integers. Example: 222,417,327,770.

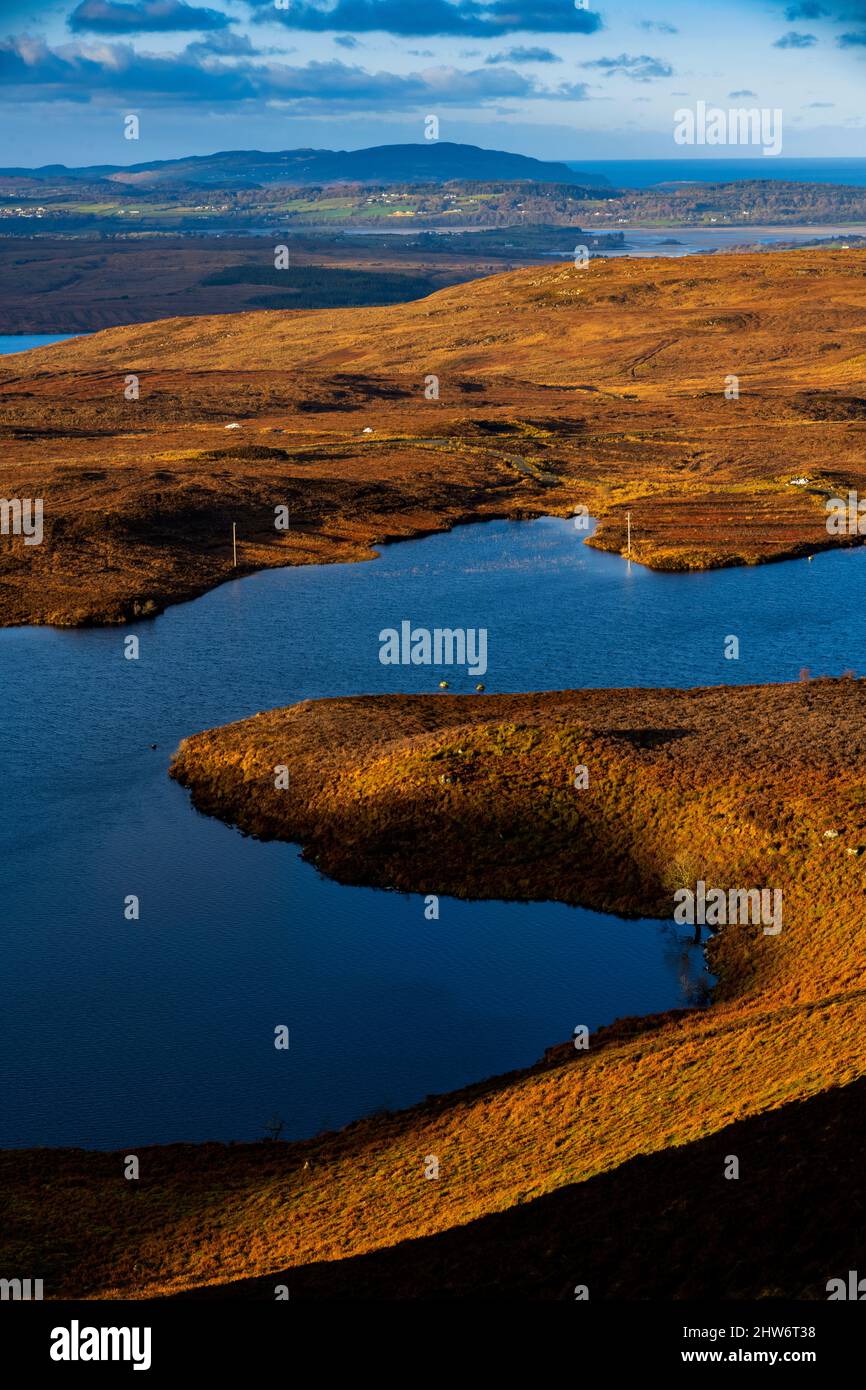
5,676,866,1297
4,247,866,628
6,250,866,1299
0,498,860,631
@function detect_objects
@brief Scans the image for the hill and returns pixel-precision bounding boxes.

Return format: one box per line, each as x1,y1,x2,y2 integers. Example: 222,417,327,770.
2,248,866,627
0,142,607,190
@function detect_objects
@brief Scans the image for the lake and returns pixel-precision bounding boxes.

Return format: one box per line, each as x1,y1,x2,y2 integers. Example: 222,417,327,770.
585,225,866,258
0,334,83,354
2,501,865,1149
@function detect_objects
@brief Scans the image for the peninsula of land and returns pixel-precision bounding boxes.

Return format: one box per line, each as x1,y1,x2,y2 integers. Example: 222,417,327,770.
3,249,866,627
4,677,866,1299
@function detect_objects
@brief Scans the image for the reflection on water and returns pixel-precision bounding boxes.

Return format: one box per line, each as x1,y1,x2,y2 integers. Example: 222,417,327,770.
4,516,863,1148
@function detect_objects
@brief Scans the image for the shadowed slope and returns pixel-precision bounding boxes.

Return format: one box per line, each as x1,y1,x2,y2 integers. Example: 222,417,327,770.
171,1077,866,1300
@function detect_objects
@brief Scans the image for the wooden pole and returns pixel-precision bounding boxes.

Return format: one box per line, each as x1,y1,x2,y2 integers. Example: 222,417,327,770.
232,521,237,568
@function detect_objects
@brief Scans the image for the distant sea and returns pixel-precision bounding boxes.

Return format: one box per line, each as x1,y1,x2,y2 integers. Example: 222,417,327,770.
568,158,866,189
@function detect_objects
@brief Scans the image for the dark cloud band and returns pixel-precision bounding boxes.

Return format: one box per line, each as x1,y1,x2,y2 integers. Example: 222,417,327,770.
247,0,603,39
68,1,232,33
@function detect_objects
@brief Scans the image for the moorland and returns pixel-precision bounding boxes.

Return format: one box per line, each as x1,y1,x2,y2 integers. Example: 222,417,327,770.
0,226,625,333
5,678,866,1298
3,248,866,626
4,246,866,1300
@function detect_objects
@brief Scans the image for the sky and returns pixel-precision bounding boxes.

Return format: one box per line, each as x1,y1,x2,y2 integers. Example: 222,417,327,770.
1,0,866,166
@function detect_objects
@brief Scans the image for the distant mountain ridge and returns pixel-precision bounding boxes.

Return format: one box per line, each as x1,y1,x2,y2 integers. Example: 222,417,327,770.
0,142,609,190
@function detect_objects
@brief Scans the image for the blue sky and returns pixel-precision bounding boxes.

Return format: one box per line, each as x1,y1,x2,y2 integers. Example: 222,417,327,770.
1,0,865,165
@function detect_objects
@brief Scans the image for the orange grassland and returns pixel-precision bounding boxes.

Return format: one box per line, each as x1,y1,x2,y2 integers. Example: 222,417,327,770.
4,251,866,1300
3,678,866,1298
3,248,866,625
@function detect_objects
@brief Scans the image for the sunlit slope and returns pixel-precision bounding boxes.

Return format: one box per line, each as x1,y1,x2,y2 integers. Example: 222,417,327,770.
4,677,866,1299
17,249,866,388
3,249,866,624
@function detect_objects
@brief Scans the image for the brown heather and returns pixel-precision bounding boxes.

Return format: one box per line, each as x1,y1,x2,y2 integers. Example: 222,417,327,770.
4,678,866,1298
5,253,866,1300
2,248,866,625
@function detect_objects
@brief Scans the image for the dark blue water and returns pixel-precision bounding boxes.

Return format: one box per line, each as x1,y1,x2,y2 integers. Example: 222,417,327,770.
3,517,863,1149
570,158,866,189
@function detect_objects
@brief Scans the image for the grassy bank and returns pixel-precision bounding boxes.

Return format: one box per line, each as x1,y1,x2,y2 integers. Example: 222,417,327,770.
4,249,866,625
3,677,864,1298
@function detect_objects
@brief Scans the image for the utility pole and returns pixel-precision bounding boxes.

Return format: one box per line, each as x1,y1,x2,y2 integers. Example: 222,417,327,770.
232,522,237,568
